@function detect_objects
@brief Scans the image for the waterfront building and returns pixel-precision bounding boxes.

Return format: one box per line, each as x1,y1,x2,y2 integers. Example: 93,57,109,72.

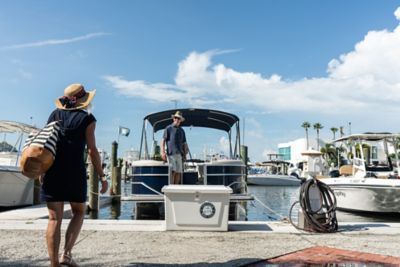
278,138,326,163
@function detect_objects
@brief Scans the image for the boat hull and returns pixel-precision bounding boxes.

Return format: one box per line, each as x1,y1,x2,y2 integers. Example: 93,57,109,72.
130,159,248,220
201,160,246,194
321,177,400,213
130,160,169,195
247,174,301,186
0,166,33,207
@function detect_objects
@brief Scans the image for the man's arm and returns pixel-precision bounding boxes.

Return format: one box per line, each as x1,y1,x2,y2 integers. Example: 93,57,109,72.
182,129,188,157
161,138,167,161
183,143,188,160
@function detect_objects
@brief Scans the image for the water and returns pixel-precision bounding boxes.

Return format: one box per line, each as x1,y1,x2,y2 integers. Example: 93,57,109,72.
91,183,400,222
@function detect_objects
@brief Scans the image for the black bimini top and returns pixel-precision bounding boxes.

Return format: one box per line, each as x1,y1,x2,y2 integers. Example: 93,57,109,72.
144,108,240,133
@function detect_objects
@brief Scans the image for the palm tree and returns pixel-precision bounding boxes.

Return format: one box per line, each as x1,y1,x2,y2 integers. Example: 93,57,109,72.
301,121,311,149
320,143,338,167
313,122,324,151
330,127,338,140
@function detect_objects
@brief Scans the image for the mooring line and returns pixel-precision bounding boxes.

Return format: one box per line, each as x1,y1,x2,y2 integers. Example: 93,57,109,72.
252,195,287,220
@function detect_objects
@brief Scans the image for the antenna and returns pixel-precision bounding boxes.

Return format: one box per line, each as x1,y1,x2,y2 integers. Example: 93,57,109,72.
242,117,245,145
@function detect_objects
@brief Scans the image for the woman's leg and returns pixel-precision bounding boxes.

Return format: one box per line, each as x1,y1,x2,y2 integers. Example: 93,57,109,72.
46,202,64,267
62,202,86,256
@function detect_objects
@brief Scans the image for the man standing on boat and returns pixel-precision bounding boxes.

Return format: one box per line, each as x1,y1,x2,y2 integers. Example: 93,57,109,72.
161,111,188,184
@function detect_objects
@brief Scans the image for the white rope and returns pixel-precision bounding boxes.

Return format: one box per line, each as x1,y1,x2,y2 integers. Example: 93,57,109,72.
88,191,122,197
252,195,286,220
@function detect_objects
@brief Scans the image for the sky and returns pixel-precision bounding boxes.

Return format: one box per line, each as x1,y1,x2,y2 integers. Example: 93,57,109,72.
1,1,400,162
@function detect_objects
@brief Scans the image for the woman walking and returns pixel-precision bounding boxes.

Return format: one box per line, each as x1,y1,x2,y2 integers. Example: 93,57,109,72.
41,83,108,266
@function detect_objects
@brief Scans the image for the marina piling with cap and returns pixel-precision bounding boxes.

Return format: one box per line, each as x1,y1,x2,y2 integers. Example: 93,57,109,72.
111,141,118,168
110,141,122,204
240,145,248,182
88,163,99,213
111,165,122,204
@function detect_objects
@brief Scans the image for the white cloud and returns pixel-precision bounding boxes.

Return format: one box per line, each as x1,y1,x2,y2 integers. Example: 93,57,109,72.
0,32,109,50
218,136,230,156
103,75,187,103
244,117,264,140
261,149,278,161
18,68,32,79
105,7,400,118
395,7,400,20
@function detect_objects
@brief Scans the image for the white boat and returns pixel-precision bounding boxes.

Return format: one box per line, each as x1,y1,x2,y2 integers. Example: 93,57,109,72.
320,133,400,213
129,108,253,220
247,160,301,186
0,121,39,207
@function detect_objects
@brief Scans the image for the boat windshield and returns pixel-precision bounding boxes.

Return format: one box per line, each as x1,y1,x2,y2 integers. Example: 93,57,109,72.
333,133,400,176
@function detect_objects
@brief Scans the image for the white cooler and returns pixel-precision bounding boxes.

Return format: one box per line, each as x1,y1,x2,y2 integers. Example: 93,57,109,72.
162,185,232,231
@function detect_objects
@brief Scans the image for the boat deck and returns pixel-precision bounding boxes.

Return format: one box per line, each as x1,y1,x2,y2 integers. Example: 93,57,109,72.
121,193,254,202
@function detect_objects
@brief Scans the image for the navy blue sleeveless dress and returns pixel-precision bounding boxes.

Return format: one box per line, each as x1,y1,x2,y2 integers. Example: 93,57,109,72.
41,109,96,203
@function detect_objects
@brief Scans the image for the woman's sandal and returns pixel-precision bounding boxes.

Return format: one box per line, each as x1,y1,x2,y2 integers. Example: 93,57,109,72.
59,253,79,267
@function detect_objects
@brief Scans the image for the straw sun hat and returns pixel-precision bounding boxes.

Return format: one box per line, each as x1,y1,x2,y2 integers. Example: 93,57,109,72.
171,110,185,122
55,83,96,110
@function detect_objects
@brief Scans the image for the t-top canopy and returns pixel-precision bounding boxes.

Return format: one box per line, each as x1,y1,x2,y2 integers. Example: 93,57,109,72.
144,108,240,133
332,132,400,143
0,120,39,134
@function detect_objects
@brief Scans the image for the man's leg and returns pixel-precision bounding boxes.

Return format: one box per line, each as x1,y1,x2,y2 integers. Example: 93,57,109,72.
174,154,183,184
173,172,182,184
46,202,64,267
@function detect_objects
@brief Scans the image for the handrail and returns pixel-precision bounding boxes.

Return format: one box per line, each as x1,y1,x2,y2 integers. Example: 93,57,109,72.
227,180,248,194
131,181,163,195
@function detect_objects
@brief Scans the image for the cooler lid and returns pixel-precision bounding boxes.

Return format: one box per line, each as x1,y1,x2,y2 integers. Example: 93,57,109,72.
162,185,232,194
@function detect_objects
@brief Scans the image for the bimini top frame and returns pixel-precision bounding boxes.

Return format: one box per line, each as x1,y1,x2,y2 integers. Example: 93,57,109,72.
0,121,39,134
0,120,39,166
331,132,400,174
139,108,241,160
332,132,400,143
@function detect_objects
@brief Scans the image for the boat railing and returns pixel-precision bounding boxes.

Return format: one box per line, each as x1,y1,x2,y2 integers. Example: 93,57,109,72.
126,180,254,202
131,181,163,195
227,180,252,196
131,180,248,195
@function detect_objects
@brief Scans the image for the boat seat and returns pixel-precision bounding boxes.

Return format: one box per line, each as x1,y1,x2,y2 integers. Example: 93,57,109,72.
366,165,392,172
339,165,353,176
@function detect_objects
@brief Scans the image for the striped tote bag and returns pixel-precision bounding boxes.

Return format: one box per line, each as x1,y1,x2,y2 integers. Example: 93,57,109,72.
20,121,61,179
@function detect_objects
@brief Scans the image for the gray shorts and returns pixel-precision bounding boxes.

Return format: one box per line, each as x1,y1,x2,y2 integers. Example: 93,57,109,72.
167,154,183,173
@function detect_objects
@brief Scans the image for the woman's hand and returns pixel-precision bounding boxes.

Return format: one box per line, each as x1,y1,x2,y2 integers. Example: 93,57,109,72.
99,175,109,194
100,180,108,194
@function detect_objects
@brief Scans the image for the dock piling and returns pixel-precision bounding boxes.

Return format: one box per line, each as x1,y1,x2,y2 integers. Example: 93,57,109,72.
240,145,248,182
111,141,122,205
88,163,99,211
